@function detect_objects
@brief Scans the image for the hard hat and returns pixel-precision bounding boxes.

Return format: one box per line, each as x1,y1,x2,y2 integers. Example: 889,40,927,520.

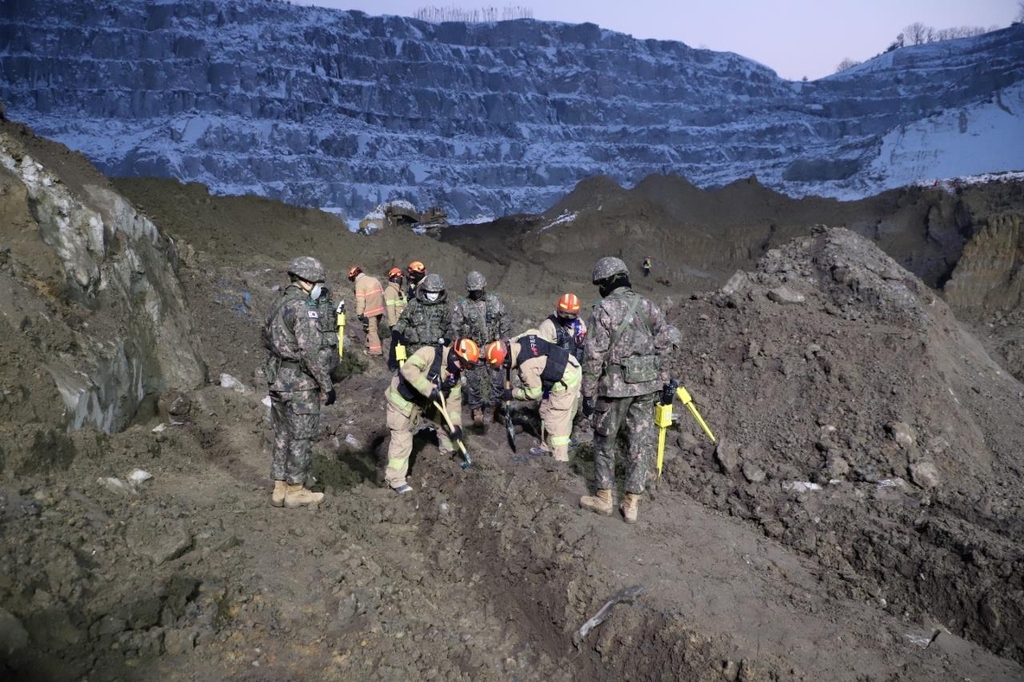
387,267,403,281
407,261,426,277
465,271,487,291
420,273,445,293
348,266,362,281
592,256,629,283
287,256,326,283
484,340,508,367
556,293,581,317
452,338,481,367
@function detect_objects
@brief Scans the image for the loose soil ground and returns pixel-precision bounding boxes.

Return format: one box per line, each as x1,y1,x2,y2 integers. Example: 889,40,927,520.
1,123,1023,681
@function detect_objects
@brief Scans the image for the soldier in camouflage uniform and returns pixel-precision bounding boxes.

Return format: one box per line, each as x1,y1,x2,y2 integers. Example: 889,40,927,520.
451,271,511,427
579,257,671,524
388,273,453,371
263,257,337,509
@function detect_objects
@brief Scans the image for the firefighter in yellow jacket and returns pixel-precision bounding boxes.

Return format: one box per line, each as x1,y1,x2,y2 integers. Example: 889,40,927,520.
484,332,581,462
384,338,480,493
349,266,385,356
383,267,408,327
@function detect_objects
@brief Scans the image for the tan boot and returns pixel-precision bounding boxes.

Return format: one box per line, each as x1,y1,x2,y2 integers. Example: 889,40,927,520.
579,489,614,516
283,483,324,508
472,408,484,427
620,493,640,524
270,480,288,507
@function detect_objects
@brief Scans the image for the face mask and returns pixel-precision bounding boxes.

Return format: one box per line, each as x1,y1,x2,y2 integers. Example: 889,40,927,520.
310,283,322,300
468,290,484,301
425,292,440,302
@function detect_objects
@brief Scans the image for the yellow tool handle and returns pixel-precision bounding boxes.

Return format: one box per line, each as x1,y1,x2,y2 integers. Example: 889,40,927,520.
654,403,673,479
433,397,468,455
656,428,666,478
395,343,407,367
677,387,716,442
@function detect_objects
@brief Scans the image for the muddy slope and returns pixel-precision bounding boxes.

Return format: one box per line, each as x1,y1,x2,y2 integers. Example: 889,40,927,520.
1,122,1023,681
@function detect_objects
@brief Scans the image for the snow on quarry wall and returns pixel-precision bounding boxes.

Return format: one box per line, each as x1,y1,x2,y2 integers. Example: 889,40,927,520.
0,0,1022,219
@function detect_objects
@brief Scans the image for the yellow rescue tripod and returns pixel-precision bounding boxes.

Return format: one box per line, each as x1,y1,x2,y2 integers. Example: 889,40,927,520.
655,379,716,478
335,300,346,359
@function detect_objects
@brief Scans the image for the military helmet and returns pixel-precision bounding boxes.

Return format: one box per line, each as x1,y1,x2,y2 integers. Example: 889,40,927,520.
420,273,445,293
592,256,629,283
287,256,326,283
465,271,487,291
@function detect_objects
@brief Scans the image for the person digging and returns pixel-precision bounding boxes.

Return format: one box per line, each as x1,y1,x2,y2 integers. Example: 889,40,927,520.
382,337,480,493
484,332,581,463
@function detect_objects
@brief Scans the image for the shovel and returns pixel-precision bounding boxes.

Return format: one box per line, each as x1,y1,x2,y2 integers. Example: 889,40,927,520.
503,368,517,452
433,391,472,469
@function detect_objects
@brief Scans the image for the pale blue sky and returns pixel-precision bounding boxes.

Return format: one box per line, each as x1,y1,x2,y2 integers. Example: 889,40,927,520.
294,0,1019,80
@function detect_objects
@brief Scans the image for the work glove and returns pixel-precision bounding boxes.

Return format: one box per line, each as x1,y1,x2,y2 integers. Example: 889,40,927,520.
581,396,595,418
501,387,514,403
427,385,441,404
324,388,337,406
450,425,464,443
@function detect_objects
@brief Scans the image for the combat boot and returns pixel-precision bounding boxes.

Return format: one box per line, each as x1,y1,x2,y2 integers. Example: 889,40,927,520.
620,493,641,524
471,408,484,427
283,483,324,508
579,489,614,516
271,480,287,507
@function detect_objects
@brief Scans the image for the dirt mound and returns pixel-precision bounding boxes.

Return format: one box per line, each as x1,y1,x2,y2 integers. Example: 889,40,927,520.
661,226,1024,664
2,119,1024,681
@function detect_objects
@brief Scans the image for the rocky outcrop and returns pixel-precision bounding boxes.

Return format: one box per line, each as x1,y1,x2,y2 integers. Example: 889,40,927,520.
0,126,204,475
1,0,1022,219
944,213,1024,316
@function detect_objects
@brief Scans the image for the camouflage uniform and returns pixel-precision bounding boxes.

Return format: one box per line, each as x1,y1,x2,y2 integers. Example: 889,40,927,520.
451,292,510,412
353,272,385,356
383,279,407,327
391,285,453,353
264,284,334,486
583,287,671,495
507,330,581,461
384,344,464,489
315,287,341,375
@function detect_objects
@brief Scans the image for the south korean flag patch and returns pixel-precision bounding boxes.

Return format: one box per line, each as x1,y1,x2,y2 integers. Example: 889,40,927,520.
307,310,319,319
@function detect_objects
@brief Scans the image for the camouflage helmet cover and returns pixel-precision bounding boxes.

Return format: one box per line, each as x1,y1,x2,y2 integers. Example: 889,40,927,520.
287,256,326,283
592,256,629,283
420,273,446,293
465,270,487,291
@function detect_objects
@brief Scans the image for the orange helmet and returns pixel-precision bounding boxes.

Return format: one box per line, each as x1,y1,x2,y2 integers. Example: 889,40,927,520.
556,293,581,318
407,261,426,277
484,339,508,367
452,338,480,367
387,267,403,281
348,266,362,281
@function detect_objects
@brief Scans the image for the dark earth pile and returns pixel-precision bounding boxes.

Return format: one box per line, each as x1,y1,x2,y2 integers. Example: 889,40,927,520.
1,121,1023,681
